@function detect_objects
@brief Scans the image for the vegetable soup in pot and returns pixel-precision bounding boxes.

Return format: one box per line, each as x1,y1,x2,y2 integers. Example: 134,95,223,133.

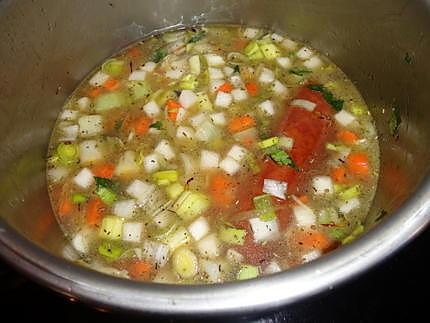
46,25,379,283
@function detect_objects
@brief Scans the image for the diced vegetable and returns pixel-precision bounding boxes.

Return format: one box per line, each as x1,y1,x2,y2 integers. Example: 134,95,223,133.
219,157,241,175
311,176,334,195
187,217,210,241
73,168,94,189
164,226,191,251
176,126,195,140
231,88,248,102
219,227,246,245
244,41,264,60
98,241,122,260
226,249,244,264
165,182,184,200
102,59,125,76
71,193,88,204
179,89,198,108
302,250,321,263
334,110,356,127
122,222,143,242
337,130,358,144
128,81,151,102
249,217,279,242
338,184,360,200
258,100,275,116
152,170,179,186
318,207,340,225
112,199,136,218
89,71,110,87
128,70,147,81
228,115,255,133
205,54,225,67
143,101,160,118
260,43,281,59
197,233,220,259
263,179,288,200
47,167,69,183
258,67,275,84
200,150,220,169
245,82,259,96
56,142,79,165
290,99,316,112
296,46,314,60
94,91,126,112
342,224,364,244
195,120,220,142
180,74,198,90
72,230,90,253
175,191,210,221
143,153,161,173
237,264,259,280
214,91,233,108
196,92,213,111
209,112,226,126
126,179,156,205
258,137,279,149
115,151,139,177
279,136,294,150
307,84,344,111
154,139,175,160
276,57,292,69
172,247,198,279
303,56,322,69
99,216,124,240
338,197,360,214
189,55,201,75
142,240,170,267
227,144,248,162
151,47,167,63
208,67,224,80
293,204,316,227
60,109,79,121
346,152,370,176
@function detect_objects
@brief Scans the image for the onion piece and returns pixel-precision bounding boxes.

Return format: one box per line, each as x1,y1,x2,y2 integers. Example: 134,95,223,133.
263,179,288,199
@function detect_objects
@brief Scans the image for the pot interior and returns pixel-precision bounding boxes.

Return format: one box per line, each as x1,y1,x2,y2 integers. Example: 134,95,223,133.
0,0,429,301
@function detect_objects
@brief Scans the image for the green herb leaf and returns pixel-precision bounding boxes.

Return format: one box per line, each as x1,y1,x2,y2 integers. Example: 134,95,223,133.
404,52,413,64
94,176,114,189
289,67,312,76
389,107,401,137
151,47,168,63
150,121,163,130
307,84,344,111
187,31,207,44
267,149,299,171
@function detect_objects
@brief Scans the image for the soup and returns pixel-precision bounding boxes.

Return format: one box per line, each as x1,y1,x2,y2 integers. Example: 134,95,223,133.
46,25,379,283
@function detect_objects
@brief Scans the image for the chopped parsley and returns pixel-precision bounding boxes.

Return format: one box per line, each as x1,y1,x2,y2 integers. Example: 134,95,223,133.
233,64,240,73
289,67,312,76
150,121,163,130
307,84,344,111
94,176,115,189
151,47,167,63
266,148,300,171
404,52,413,65
187,31,207,44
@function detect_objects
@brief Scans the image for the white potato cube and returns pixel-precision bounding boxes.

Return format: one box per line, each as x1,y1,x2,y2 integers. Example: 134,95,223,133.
259,100,275,116
296,46,314,60
219,157,241,175
276,57,292,69
200,150,220,169
126,179,156,205
303,56,322,69
73,168,94,189
188,217,210,241
113,199,137,218
210,112,226,126
312,176,334,195
208,67,224,80
154,140,175,161
128,70,147,81
143,153,161,173
293,205,316,227
78,115,103,138
231,89,248,102
122,222,143,243
176,126,195,140
140,61,157,72
89,71,109,87
227,144,247,162
60,109,79,121
197,233,220,259
215,92,233,108
143,101,160,118
79,140,103,164
76,97,91,110
115,150,139,177
179,90,198,109
205,54,225,67
249,218,280,242
335,110,356,127
258,68,275,84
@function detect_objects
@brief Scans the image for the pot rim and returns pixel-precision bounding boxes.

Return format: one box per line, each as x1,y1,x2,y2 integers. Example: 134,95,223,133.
1,174,429,315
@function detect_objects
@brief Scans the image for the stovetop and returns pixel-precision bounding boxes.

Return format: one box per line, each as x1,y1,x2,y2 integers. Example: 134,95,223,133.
1,226,428,322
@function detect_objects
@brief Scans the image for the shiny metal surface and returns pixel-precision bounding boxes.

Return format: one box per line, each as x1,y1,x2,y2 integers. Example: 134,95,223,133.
0,0,429,315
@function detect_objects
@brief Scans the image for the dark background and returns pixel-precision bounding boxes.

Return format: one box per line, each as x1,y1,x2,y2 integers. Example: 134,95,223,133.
1,226,428,322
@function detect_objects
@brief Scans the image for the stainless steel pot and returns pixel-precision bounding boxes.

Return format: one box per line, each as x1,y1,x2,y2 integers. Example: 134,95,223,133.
1,0,430,316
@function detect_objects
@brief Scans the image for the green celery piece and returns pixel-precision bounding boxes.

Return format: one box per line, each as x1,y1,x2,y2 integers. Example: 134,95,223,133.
71,193,87,204
341,224,364,245
99,216,124,240
328,228,346,240
197,92,213,111
94,91,126,112
244,41,264,60
351,104,365,116
307,84,344,111
333,183,347,193
259,43,281,59
56,143,79,165
244,154,261,175
289,67,312,76
253,194,272,210
175,191,210,221
318,207,339,225
237,265,259,280
338,185,360,201
257,137,279,149
101,59,125,76
98,241,122,260
180,74,198,90
152,170,179,185
219,227,247,245
325,143,349,152
95,186,117,205
165,182,185,200
128,81,151,102
259,210,277,222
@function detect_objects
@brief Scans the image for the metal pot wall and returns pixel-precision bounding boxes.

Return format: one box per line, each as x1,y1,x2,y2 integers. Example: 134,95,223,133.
0,0,429,316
